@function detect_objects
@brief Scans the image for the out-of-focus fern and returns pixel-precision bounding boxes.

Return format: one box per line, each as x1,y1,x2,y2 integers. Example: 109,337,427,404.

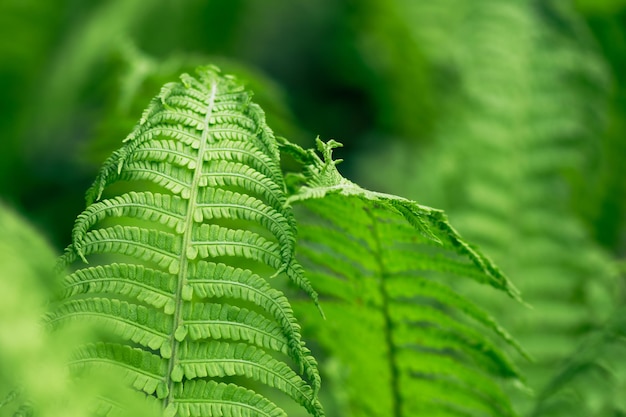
352,0,619,414
280,138,527,417
53,67,323,416
0,202,161,417
531,304,626,417
33,0,248,156
568,9,626,254
0,202,68,416
342,0,437,141
33,0,161,151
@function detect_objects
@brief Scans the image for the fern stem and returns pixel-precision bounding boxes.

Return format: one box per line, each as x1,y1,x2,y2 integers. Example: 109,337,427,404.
165,80,218,408
364,206,401,417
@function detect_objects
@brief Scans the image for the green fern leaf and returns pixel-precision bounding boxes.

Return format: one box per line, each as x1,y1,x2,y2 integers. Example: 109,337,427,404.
53,67,322,416
282,138,525,417
350,1,618,414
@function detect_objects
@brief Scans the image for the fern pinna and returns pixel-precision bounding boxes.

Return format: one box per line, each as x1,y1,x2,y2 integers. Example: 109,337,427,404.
52,67,323,417
281,139,527,417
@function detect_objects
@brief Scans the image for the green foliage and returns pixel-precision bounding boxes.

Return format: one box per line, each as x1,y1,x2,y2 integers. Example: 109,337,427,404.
2,1,625,416
86,42,301,168
0,202,66,416
532,304,626,416
0,0,61,195
0,202,161,417
279,139,525,417
37,66,524,417
352,0,623,415
53,67,323,416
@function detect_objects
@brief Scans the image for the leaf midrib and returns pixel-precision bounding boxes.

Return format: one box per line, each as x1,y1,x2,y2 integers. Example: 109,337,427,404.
165,80,218,408
365,206,402,417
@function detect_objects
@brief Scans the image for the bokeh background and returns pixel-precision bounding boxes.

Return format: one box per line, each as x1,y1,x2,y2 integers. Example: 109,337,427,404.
1,0,625,416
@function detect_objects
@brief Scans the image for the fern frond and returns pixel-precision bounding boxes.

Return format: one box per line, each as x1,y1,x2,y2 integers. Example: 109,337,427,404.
282,138,525,417
532,307,626,417
53,67,322,416
351,1,618,414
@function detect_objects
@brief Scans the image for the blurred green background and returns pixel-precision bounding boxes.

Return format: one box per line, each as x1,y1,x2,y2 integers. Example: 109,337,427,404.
1,0,625,416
